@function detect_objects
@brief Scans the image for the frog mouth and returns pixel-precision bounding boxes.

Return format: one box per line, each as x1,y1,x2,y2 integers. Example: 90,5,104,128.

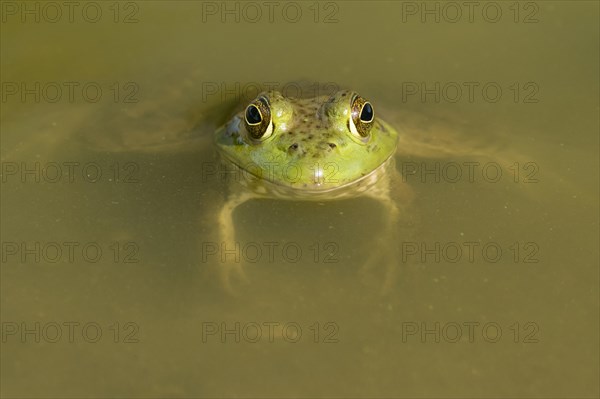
216,153,394,199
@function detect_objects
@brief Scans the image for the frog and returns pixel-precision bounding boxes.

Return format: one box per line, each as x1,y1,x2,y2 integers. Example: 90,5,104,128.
212,88,408,293
50,77,512,294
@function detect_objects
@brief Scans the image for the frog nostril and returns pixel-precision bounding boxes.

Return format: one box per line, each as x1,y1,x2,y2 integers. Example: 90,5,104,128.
327,143,337,150
289,143,299,151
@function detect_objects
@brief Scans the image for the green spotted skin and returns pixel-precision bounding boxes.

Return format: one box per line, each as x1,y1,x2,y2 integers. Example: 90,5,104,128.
214,90,399,198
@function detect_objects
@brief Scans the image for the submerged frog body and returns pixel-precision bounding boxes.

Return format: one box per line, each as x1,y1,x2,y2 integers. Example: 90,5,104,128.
64,79,507,293
214,89,405,291
31,75,515,294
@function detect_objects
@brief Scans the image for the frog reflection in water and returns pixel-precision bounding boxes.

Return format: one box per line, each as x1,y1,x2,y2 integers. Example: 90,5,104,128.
213,90,404,292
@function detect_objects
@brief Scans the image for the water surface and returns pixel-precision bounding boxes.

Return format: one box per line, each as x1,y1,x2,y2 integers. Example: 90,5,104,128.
1,1,598,398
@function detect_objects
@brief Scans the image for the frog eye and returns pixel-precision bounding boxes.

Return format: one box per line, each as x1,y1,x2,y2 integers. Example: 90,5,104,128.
244,96,273,140
349,95,374,138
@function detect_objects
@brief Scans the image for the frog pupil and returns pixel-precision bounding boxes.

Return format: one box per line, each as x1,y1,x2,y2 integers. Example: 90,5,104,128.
360,102,373,122
246,105,262,124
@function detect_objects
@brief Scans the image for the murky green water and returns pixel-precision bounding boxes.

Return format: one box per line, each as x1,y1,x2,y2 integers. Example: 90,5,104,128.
1,1,598,398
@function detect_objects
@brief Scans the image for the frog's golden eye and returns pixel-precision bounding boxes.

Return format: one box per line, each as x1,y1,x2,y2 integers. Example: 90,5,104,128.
349,95,374,138
244,96,273,140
